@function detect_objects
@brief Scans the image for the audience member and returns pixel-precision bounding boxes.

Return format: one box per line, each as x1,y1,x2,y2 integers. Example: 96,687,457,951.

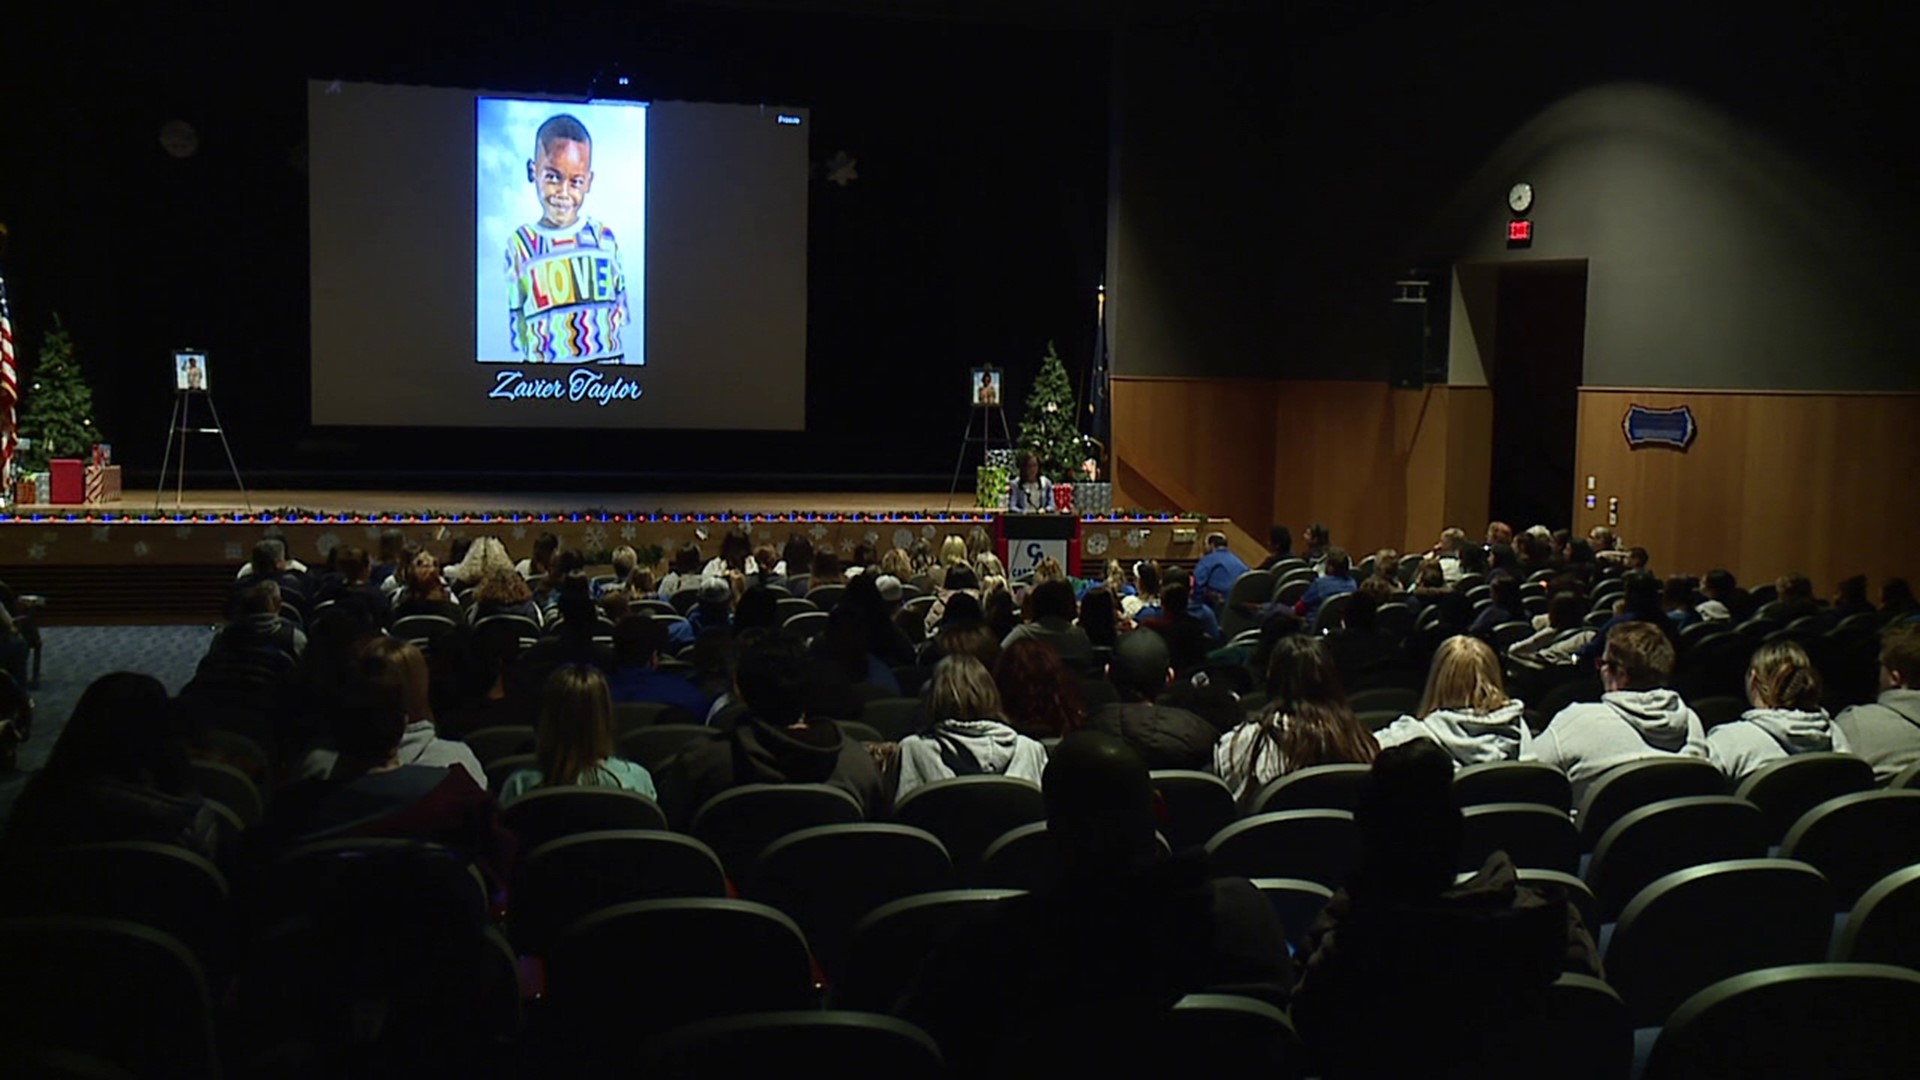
927,619,1002,671
500,664,654,805
1707,641,1848,781
1140,582,1216,672
1764,572,1821,624
703,527,757,578
235,532,310,581
1295,546,1357,625
607,615,714,716
214,578,308,661
1301,522,1331,569
1508,592,1594,666
1831,574,1874,621
1485,520,1514,549
1320,586,1396,677
1258,525,1295,570
924,564,981,635
313,545,389,620
653,631,889,826
1007,450,1054,512
1002,579,1095,667
1191,531,1248,607
389,549,463,625
1374,636,1530,766
1533,622,1707,802
981,579,1021,642
896,654,1048,799
1087,629,1217,771
303,637,485,786
897,732,1291,1074
1122,560,1162,620
1466,573,1523,638
1834,623,1920,782
1214,635,1378,804
469,565,543,628
1077,587,1120,649
1697,568,1748,622
1290,740,1601,1077
1882,579,1918,620
514,532,561,581
1575,570,1673,666
995,639,1087,739
231,537,309,616
1662,574,1702,630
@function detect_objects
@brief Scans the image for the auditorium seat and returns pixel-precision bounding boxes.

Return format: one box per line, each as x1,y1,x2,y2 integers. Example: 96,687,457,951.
1250,878,1334,951
1732,752,1875,843
487,753,538,794
1833,864,1920,969
1603,859,1832,1027
1348,686,1419,716
615,723,718,773
1453,760,1572,810
642,1011,945,1079
1478,974,1632,1080
502,786,667,848
1251,763,1371,814
1780,789,1920,907
893,776,1046,871
805,584,846,610
1644,964,1920,1079
1585,796,1768,921
691,782,864,880
1574,758,1725,850
1206,810,1360,889
1891,760,1920,790
612,700,700,735
1149,770,1239,852
1158,994,1306,1076
857,697,923,741
974,822,1061,892
1459,803,1580,875
461,724,536,774
837,889,1026,1011
1686,695,1747,731
0,841,231,977
511,830,727,954
190,759,263,826
744,824,953,981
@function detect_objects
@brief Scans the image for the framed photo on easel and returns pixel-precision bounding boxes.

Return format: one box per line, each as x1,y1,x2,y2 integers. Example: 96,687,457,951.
174,350,208,392
971,367,1002,407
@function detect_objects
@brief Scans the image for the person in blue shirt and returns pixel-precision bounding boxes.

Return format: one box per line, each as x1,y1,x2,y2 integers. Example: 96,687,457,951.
606,614,715,718
1295,547,1358,626
1191,532,1249,608
1007,451,1054,513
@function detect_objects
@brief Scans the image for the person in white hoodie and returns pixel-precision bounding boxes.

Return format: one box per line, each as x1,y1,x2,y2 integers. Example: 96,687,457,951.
1707,640,1849,781
1531,621,1708,803
1835,623,1920,783
895,653,1048,799
1375,635,1533,767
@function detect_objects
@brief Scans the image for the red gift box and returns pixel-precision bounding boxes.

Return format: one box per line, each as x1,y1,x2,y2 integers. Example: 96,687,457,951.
1051,483,1075,513
49,459,85,505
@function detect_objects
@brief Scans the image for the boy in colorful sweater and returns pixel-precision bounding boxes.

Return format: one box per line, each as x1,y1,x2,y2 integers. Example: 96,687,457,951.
504,114,631,364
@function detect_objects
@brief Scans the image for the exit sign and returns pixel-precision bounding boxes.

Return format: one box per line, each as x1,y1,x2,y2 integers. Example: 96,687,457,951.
1508,219,1533,247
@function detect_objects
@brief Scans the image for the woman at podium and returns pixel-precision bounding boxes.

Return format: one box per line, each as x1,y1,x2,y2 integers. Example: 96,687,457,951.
1006,450,1054,512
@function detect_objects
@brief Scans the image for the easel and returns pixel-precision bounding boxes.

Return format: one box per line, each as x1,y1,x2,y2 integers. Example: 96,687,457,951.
156,351,251,511
947,365,1013,511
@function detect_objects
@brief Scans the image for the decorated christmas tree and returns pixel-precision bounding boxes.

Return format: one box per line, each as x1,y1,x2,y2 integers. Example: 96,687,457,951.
18,316,101,474
1017,341,1085,480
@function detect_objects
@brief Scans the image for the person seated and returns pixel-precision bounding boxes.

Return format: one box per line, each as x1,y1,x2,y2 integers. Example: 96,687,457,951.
1761,572,1822,625
1214,635,1379,805
1002,579,1095,669
1087,629,1220,772
1077,587,1121,650
235,531,311,580
1007,450,1054,512
814,575,912,701
1515,531,1556,576
369,529,407,595
469,566,544,628
313,546,391,620
922,564,981,637
214,578,308,661
1835,623,1920,782
1191,531,1248,608
594,546,640,600
1430,527,1471,585
1137,582,1217,673
655,543,711,602
1831,574,1875,622
774,533,814,591
1121,560,1162,621
256,657,517,888
1290,740,1601,1077
606,615,714,716
388,549,464,626
671,578,736,649
1301,522,1331,570
500,665,655,805
994,639,1087,740
896,732,1292,1074
230,537,310,618
434,619,537,739
1319,584,1397,679
1508,592,1594,666
1466,572,1524,638
1575,570,1675,667
926,618,1002,672
1374,636,1531,767
2,673,223,861
443,535,508,592
652,630,889,826
1532,621,1708,802
1695,568,1749,623
302,636,485,786
1365,548,1402,591
895,655,1049,799
1294,546,1358,625
702,527,759,579
514,531,561,582
1662,574,1702,630
806,549,846,597
1706,641,1849,781
1882,579,1919,622
1486,520,1514,549
1257,525,1295,571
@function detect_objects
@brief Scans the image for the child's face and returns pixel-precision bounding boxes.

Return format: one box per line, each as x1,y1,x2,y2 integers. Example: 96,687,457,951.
529,137,593,229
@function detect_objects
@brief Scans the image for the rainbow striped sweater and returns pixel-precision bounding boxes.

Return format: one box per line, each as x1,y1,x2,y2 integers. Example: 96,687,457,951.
504,218,630,363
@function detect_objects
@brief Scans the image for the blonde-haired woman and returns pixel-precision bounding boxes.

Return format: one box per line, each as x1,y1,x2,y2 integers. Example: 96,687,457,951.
1706,641,1848,781
973,551,1007,582
500,664,656,805
446,535,515,590
1373,635,1532,767
894,654,1047,799
929,535,970,590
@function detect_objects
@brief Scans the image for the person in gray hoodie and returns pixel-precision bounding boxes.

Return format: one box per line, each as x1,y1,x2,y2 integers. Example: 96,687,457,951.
1532,621,1708,803
1375,635,1532,766
895,653,1048,799
1708,640,1849,780
1835,623,1920,783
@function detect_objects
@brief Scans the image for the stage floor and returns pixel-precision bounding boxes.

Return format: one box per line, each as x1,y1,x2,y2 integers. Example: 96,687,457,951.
26,488,979,517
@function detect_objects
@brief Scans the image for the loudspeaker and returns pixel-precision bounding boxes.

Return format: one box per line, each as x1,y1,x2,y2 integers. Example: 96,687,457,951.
1389,273,1450,388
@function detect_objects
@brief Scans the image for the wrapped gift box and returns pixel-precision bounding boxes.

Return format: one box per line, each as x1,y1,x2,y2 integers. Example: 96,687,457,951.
1073,482,1113,515
48,459,85,505
1051,482,1075,513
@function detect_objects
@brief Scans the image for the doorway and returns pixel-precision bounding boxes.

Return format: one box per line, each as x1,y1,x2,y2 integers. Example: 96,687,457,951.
1473,260,1588,534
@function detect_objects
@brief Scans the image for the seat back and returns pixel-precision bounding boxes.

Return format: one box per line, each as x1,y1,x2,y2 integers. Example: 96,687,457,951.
1251,763,1372,814
1459,803,1580,875
1149,770,1239,852
0,842,230,975
1603,859,1833,1027
806,584,846,610
1205,810,1360,889
1575,757,1725,849
1586,796,1768,920
642,1011,945,1077
690,783,864,880
0,916,219,1078
612,701,700,735
487,754,538,794
1480,974,1631,1080
892,776,1047,871
1781,789,1920,907
783,610,829,639
1733,752,1876,844
745,824,953,981
1249,878,1334,952
1158,994,1305,1076
615,723,718,773
857,697,925,741
1645,963,1920,1080
1453,761,1572,811
502,786,667,848
1834,864,1920,968
1347,686,1419,715
838,889,1026,1012
511,830,727,955
190,759,263,825
1226,570,1277,608
975,822,1061,892
461,725,537,774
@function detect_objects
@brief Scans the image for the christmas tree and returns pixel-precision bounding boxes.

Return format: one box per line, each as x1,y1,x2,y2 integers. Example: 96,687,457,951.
18,316,101,474
1017,340,1085,479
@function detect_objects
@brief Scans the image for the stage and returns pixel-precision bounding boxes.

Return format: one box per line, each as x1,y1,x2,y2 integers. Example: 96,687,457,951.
0,489,1240,624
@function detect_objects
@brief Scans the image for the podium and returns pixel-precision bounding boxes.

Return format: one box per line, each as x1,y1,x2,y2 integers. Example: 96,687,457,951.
996,514,1082,582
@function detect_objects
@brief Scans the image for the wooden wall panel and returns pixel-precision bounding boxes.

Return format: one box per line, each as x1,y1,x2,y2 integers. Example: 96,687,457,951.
1111,376,1280,559
1573,389,1920,591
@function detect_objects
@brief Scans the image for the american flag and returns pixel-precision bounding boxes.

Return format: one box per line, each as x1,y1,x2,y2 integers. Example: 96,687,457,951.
0,262,15,491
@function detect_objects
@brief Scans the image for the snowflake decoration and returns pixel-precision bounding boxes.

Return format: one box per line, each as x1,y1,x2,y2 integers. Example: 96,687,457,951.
90,526,112,543
27,543,46,562
1124,529,1148,551
314,532,342,556
511,525,528,541
619,524,638,541
809,524,829,540
224,542,244,561
582,525,609,553
893,529,914,550
174,525,194,540
132,541,151,558
1085,531,1110,556
863,531,880,545
839,537,857,554
921,525,936,538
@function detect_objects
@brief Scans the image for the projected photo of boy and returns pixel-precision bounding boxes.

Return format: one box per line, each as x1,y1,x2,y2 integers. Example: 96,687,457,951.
476,98,646,367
